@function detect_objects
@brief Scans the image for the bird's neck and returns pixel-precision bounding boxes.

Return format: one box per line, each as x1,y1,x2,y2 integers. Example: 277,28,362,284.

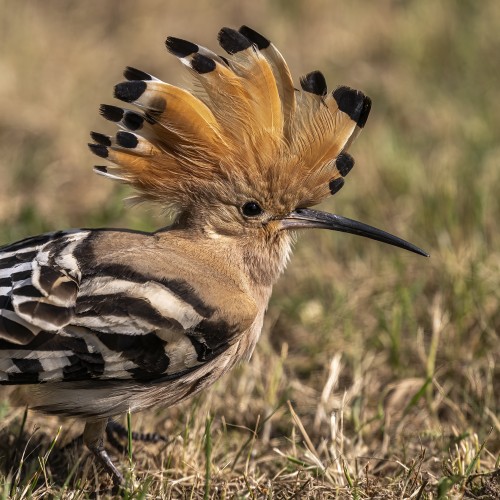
200,230,294,288
167,217,294,288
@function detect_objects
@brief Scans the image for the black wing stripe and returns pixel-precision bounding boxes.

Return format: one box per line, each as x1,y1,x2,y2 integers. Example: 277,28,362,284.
10,284,44,299
75,293,183,330
62,353,105,381
0,262,14,270
194,317,239,349
0,296,12,309
7,371,40,383
188,334,229,363
12,357,44,374
0,314,37,344
96,331,170,374
10,270,33,282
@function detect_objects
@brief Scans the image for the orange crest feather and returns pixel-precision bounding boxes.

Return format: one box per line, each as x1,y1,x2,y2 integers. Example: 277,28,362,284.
90,26,371,211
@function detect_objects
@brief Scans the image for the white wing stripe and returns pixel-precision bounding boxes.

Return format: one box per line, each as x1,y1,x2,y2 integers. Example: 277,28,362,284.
0,262,32,278
85,278,203,330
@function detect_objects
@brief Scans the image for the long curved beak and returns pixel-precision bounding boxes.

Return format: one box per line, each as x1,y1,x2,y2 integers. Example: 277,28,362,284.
281,208,429,257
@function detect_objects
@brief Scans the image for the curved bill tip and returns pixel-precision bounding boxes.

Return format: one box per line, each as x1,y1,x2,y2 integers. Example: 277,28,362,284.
282,208,429,257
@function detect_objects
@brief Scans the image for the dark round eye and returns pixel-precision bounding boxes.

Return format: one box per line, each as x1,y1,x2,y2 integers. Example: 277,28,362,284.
242,201,263,217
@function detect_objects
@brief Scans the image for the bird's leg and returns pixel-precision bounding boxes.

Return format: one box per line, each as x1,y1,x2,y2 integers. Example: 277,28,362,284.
83,419,124,486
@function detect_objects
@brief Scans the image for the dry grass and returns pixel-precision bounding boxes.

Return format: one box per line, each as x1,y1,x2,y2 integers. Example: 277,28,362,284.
0,1,498,498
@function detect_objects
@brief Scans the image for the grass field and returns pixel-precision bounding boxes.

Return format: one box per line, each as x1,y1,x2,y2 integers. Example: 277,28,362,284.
0,1,498,498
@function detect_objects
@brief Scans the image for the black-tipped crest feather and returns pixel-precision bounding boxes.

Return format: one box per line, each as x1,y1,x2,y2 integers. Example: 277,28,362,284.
123,112,144,131
96,25,372,210
238,26,270,49
190,53,216,73
218,27,253,54
90,132,111,147
88,143,109,159
329,177,345,195
166,37,199,58
333,86,367,124
99,104,124,122
300,71,327,96
114,81,147,103
336,153,355,177
116,131,139,149
124,67,153,81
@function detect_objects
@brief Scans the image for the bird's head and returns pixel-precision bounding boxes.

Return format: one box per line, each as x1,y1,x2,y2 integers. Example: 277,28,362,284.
90,26,428,266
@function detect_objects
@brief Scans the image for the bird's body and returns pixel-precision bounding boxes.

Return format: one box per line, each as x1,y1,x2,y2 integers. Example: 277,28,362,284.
0,25,427,484
0,224,283,417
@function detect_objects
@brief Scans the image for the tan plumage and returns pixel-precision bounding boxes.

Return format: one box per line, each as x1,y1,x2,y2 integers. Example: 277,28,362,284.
0,25,427,485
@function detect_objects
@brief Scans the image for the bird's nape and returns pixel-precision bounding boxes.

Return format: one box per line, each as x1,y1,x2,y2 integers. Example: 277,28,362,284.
281,208,429,257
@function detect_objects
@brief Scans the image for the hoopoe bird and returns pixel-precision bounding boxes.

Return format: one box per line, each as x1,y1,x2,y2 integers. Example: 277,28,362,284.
0,26,428,485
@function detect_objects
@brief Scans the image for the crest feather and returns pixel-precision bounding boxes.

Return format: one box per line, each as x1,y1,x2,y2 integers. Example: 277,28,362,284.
89,26,371,211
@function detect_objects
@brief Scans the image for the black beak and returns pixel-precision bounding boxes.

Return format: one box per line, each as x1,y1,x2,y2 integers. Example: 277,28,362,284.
282,208,429,257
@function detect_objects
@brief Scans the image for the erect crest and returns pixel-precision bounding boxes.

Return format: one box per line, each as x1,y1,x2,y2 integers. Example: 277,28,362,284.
89,26,371,212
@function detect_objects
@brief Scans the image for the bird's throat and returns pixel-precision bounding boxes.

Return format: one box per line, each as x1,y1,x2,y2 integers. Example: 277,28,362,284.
241,231,294,287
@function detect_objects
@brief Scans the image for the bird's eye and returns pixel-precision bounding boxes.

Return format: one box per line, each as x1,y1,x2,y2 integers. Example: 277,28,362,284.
242,201,263,217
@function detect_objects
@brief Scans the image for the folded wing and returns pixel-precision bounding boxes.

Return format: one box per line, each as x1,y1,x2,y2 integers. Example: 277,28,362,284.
0,230,256,385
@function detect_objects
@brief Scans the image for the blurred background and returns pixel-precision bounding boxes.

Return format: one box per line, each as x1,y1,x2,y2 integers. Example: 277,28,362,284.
0,0,498,496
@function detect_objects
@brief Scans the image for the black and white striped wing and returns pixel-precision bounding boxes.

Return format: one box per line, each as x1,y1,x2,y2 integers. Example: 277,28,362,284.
68,262,234,383
0,230,243,385
0,230,87,344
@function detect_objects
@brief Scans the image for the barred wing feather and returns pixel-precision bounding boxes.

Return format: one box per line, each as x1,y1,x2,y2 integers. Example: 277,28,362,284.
0,230,86,344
